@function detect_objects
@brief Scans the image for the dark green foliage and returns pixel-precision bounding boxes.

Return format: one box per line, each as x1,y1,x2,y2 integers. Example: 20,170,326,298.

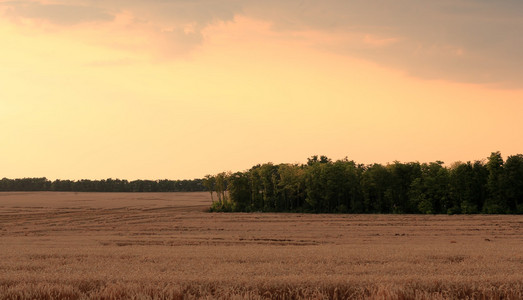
409,162,450,214
227,172,251,211
3,152,522,213
484,151,506,213
388,162,422,213
0,177,205,192
208,152,523,214
449,162,476,213
361,164,392,213
503,154,523,213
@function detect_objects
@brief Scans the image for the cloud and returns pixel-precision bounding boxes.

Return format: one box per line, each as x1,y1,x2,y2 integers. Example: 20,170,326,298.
85,58,136,67
1,0,241,57
244,0,523,87
363,35,399,47
2,0,522,87
1,1,114,25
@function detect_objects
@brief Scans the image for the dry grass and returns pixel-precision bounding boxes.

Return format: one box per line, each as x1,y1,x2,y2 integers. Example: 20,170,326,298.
0,192,521,299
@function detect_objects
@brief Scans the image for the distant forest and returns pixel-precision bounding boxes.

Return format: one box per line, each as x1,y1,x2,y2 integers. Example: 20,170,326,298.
205,152,523,214
0,178,204,192
2,152,522,214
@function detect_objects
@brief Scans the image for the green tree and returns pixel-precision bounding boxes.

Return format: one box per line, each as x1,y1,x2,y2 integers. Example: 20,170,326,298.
361,164,391,213
227,172,251,211
202,175,216,203
304,161,323,212
484,151,505,213
257,163,279,211
388,162,421,213
409,162,450,214
449,162,477,213
214,172,228,204
247,165,264,210
503,154,523,213
277,164,305,211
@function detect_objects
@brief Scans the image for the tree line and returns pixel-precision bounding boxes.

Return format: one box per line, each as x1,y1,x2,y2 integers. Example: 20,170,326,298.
205,152,523,214
0,178,205,192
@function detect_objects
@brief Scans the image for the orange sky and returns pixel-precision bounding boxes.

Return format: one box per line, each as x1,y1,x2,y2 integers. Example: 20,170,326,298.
1,1,522,180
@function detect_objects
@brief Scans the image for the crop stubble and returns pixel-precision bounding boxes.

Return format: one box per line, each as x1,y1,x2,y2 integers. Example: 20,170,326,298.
0,192,521,299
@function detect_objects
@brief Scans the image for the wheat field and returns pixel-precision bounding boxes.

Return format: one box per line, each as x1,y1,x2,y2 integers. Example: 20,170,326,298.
0,192,521,299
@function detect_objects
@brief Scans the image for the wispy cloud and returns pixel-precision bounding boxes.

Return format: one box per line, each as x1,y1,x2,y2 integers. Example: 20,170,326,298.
1,1,114,25
2,0,522,87
245,0,523,87
85,58,136,68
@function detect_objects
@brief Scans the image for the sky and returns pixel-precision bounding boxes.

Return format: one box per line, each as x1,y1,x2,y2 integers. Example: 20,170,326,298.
1,0,522,180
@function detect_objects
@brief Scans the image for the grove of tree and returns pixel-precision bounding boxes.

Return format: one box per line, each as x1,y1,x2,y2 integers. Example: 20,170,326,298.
207,152,523,214
0,178,204,193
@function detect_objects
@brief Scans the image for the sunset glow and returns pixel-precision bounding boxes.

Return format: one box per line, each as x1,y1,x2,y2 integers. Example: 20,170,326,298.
1,1,522,180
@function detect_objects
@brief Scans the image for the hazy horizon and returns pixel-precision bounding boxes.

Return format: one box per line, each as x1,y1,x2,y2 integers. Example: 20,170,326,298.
0,151,518,182
2,1,523,180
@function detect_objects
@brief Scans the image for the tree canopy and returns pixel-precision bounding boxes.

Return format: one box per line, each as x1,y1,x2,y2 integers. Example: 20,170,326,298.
0,178,204,193
208,152,523,214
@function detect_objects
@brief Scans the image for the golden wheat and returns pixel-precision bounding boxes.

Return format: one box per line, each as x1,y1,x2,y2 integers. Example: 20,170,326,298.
0,192,521,299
